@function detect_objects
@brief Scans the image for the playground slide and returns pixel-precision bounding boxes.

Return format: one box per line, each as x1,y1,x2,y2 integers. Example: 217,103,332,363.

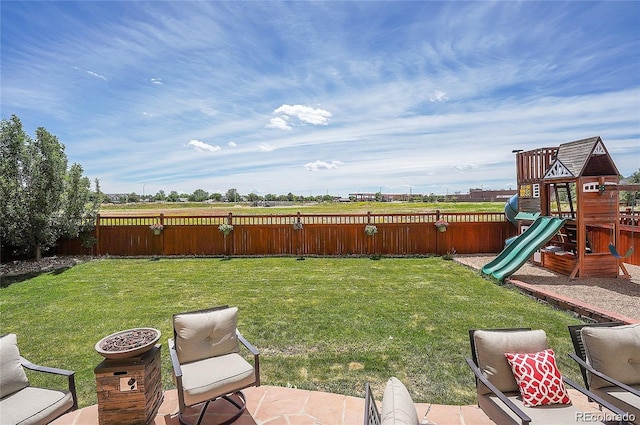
482,216,567,281
504,194,518,226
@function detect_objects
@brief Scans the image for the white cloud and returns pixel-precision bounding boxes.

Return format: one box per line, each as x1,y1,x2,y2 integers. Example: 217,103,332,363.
151,78,163,85
142,112,153,117
268,105,332,129
452,163,479,173
187,139,221,152
266,116,291,130
228,141,237,147
258,143,276,152
87,70,107,80
429,90,448,102
305,160,342,171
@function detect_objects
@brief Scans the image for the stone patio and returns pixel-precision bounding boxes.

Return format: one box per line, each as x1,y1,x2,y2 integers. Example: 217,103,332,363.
50,385,611,425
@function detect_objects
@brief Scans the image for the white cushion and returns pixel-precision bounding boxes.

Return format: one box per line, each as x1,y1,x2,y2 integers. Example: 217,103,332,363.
0,386,73,425
473,329,548,394
581,323,640,389
0,334,29,398
174,307,239,364
180,353,255,407
380,377,419,425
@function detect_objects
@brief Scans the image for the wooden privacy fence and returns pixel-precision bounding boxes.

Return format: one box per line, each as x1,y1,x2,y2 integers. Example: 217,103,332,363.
54,210,639,265
56,211,515,258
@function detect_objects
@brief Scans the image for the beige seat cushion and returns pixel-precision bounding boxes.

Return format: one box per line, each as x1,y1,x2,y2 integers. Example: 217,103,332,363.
179,353,255,407
473,329,548,393
0,334,29,398
482,392,592,425
581,323,640,390
380,377,419,425
0,386,73,425
174,307,240,364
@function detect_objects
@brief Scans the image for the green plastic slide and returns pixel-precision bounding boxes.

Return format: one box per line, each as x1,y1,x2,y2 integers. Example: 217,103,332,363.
482,216,567,281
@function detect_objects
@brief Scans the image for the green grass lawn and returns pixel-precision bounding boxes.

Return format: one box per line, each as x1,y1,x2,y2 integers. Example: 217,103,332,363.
0,257,583,408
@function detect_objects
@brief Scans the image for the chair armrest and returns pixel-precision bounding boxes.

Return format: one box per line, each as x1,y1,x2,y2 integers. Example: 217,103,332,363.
563,376,631,424
237,330,260,386
167,338,183,378
236,330,259,356
364,383,381,425
568,353,640,397
465,357,532,425
20,356,78,411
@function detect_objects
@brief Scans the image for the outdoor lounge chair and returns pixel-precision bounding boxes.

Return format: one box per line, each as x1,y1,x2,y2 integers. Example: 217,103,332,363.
0,333,77,425
364,377,420,425
568,323,640,424
466,328,630,425
168,305,260,425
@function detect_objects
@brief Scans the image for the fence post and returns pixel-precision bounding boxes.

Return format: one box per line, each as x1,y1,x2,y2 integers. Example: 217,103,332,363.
160,213,165,256
95,213,101,256
435,210,440,255
227,213,233,256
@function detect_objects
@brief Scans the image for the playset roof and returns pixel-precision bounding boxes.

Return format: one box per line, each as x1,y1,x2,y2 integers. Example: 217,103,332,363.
543,136,620,180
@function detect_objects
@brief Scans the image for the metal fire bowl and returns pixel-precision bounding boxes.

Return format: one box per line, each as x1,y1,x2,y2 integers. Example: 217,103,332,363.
95,327,161,360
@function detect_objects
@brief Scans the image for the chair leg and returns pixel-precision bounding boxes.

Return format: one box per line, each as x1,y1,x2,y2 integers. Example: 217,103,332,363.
178,400,210,425
219,391,247,425
178,392,247,425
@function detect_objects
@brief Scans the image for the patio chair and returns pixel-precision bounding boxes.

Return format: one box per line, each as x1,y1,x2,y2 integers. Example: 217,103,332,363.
364,377,420,425
0,333,77,425
466,328,630,424
168,305,260,425
568,323,640,424
567,322,624,389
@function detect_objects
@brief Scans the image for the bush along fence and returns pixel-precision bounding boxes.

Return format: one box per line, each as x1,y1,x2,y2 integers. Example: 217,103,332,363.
53,210,639,265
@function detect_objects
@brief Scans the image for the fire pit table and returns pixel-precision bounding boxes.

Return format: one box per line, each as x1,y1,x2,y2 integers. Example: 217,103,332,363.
94,328,163,425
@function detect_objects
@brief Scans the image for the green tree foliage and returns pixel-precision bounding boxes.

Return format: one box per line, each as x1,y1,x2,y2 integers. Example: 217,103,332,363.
225,188,239,202
0,115,101,260
622,169,640,206
190,189,209,202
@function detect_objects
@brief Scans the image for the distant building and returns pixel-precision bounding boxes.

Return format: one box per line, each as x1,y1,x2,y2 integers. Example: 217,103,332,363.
456,189,517,202
349,188,516,202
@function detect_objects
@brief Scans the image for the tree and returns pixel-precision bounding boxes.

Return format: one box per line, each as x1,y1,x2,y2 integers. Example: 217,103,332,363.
0,115,100,260
153,190,166,201
167,191,180,202
58,164,102,244
246,192,260,202
127,192,140,203
0,115,29,255
622,169,640,206
190,189,209,202
22,127,68,260
225,188,239,202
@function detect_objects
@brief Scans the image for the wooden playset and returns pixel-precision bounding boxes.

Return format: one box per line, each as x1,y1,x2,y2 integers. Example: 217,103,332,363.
514,136,637,279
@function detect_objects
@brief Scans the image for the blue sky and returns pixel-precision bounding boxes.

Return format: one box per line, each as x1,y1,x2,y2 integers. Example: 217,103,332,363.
2,1,639,197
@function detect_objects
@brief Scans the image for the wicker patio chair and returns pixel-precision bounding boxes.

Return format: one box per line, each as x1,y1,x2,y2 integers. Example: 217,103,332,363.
0,333,77,425
466,328,629,424
168,305,260,425
568,323,639,424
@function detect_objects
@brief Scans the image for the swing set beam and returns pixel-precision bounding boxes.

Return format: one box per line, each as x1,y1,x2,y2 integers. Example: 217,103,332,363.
598,183,640,194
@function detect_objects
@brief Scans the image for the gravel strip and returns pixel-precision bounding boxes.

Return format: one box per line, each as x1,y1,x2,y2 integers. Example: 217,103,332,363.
455,254,640,322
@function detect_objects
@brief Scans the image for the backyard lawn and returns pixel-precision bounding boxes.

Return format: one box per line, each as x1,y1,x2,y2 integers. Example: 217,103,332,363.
0,256,583,408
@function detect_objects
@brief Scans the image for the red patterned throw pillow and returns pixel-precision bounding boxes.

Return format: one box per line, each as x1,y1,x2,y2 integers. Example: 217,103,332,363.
505,348,571,407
